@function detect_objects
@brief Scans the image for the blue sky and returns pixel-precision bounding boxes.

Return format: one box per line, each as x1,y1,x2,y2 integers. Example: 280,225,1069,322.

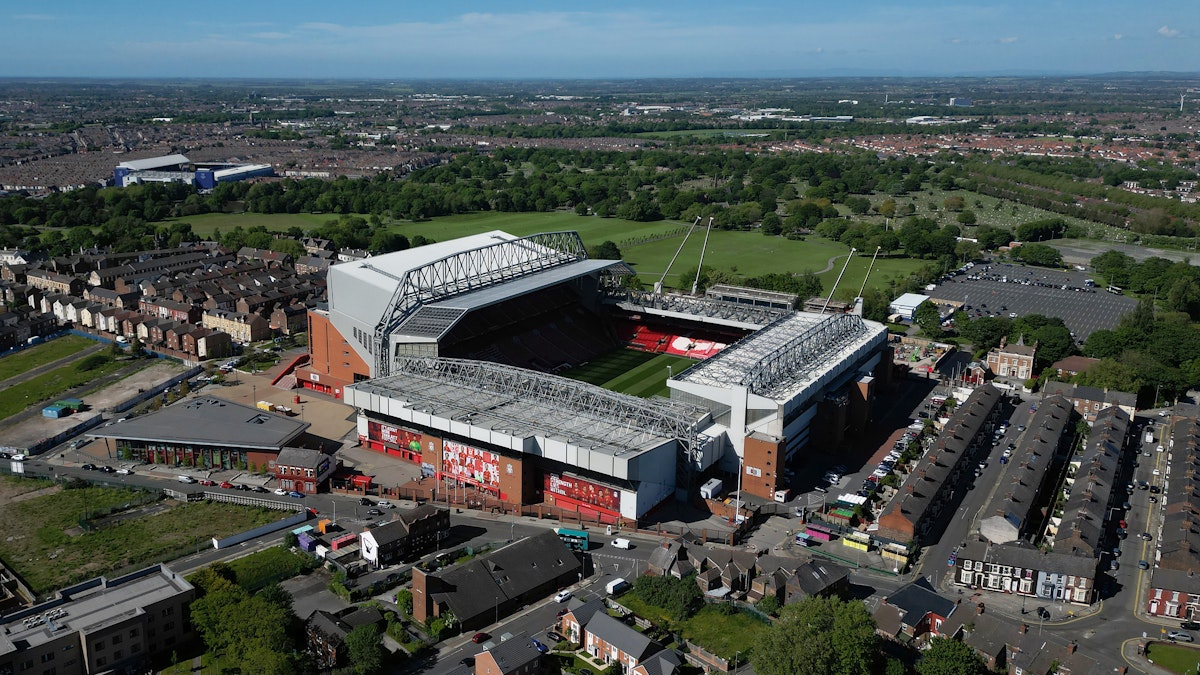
2,1,1196,78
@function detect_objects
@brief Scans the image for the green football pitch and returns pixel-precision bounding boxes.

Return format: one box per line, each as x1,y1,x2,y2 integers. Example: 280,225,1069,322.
563,350,696,398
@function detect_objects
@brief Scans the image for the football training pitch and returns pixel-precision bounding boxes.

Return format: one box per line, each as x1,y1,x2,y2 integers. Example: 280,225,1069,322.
564,349,695,398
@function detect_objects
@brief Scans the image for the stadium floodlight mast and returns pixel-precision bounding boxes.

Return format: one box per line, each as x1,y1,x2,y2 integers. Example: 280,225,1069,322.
821,247,856,314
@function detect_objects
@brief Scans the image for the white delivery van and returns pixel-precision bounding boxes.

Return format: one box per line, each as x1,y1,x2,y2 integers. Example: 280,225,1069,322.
611,538,631,550
177,475,197,484
606,578,630,595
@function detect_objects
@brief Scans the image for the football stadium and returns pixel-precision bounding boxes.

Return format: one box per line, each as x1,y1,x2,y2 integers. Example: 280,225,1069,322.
299,230,891,523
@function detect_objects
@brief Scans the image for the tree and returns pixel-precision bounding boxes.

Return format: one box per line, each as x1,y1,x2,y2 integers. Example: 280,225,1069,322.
129,335,144,358
915,637,987,675
587,240,622,260
913,301,943,338
752,596,877,675
1012,243,1063,268
345,623,384,675
757,595,781,616
956,210,976,225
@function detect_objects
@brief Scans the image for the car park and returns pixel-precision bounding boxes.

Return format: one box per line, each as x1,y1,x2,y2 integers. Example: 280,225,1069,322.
554,590,572,603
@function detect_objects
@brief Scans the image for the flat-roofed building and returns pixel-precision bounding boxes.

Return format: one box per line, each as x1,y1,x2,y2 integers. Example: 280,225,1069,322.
0,564,194,675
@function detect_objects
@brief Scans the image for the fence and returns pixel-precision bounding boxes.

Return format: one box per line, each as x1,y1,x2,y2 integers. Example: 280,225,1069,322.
24,413,107,455
211,507,309,549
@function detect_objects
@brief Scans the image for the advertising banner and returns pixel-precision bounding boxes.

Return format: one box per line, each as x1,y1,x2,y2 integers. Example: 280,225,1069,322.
442,439,501,488
545,472,621,513
367,421,422,452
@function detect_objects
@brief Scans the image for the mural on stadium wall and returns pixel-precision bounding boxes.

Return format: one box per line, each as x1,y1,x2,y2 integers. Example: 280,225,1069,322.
442,439,501,489
367,420,422,452
544,472,621,513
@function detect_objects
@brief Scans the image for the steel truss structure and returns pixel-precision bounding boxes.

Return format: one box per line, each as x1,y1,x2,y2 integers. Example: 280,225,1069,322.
372,231,588,376
678,312,873,399
604,287,788,327
368,356,707,450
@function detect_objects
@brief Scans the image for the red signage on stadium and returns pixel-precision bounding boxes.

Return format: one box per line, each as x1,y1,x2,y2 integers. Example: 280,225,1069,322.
367,421,422,452
442,440,501,489
545,473,621,513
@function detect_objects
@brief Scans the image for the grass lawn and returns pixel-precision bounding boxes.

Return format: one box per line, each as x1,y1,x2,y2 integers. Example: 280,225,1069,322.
614,594,672,626
0,355,139,421
1145,642,1200,674
0,335,95,382
386,211,687,248
564,350,694,398
679,605,771,661
0,480,287,593
223,545,316,592
153,212,354,238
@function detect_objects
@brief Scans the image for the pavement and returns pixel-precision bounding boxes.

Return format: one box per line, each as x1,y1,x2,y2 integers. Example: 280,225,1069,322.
927,261,1137,340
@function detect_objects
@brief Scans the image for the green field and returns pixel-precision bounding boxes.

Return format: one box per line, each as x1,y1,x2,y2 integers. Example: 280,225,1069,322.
223,545,317,592
564,350,694,398
156,212,357,238
0,478,286,593
0,335,94,382
1144,642,1200,674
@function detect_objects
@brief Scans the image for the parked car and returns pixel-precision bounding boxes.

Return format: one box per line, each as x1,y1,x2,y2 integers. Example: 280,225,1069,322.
377,500,394,508
1138,560,1150,570
1166,631,1194,642
251,485,267,493
360,497,373,506
1139,532,1152,541
367,509,383,516
1181,621,1200,631
81,463,96,470
219,481,234,489
288,491,304,498
116,468,131,475
199,479,216,486
531,639,549,654
100,466,115,473
547,630,567,643
554,590,572,603
472,632,490,644
274,488,288,495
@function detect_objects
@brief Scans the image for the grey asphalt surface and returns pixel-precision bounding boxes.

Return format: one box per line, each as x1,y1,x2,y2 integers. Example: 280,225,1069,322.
928,262,1138,340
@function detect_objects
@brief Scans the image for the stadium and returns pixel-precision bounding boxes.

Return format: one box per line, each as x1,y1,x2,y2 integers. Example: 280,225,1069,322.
298,230,891,524
113,154,273,188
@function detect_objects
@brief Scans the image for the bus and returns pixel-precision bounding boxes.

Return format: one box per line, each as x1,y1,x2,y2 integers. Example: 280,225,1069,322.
1107,285,1123,295
555,527,590,551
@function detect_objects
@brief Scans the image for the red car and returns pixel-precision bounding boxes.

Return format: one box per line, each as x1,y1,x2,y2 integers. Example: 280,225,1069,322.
198,479,216,486
219,481,235,489
471,632,490,644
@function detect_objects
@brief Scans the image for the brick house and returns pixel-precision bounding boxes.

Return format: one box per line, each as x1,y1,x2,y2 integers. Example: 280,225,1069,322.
358,505,450,567
273,447,337,494
985,336,1037,380
202,308,271,344
139,297,202,324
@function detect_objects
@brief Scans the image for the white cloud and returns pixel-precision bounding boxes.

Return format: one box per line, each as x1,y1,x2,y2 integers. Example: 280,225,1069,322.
999,36,1019,44
1157,25,1182,38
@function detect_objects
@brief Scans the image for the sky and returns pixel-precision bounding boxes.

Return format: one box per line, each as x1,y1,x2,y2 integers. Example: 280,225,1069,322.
1,1,1196,79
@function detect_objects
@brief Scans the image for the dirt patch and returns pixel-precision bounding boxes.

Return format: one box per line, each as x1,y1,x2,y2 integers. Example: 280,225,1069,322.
9,484,61,503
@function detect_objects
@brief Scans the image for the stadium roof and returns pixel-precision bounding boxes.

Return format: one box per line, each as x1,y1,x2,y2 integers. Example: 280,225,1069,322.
674,312,886,401
333,231,520,297
345,357,709,460
395,258,630,339
116,154,191,171
88,396,310,450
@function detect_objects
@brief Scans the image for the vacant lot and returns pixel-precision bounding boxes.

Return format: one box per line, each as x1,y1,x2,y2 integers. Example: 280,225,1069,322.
0,335,94,382
0,477,285,593
223,545,317,592
679,605,770,661
0,355,136,421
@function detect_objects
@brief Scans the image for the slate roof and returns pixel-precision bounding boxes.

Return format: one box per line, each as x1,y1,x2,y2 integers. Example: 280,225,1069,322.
1053,407,1126,557
482,632,543,675
431,531,581,622
788,559,850,597
275,447,328,470
634,649,682,675
563,597,606,627
585,611,659,661
883,577,956,627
